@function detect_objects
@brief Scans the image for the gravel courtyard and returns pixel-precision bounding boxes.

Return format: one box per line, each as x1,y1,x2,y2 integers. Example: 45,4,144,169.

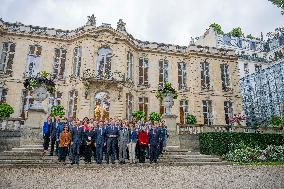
0,165,283,189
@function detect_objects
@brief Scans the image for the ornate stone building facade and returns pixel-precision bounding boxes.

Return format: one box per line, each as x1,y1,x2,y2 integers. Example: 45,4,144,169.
0,16,242,125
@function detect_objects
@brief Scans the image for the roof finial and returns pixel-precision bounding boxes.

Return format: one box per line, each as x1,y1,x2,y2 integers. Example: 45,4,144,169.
86,14,96,26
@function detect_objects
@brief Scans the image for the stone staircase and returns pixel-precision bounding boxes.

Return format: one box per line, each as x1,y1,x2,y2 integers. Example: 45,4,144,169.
0,145,229,167
159,148,229,166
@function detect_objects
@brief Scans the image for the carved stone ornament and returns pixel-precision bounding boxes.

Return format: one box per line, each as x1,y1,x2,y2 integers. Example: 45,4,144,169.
86,14,96,26
30,86,48,110
164,93,174,115
117,19,126,32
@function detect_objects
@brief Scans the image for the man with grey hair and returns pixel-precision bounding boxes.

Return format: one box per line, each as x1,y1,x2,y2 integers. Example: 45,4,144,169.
118,122,129,164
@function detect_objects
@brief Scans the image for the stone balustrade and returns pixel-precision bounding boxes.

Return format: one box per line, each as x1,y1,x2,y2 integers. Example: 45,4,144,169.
177,124,283,135
0,118,25,131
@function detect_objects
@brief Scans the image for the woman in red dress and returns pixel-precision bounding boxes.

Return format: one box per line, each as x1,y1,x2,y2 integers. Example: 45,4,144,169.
137,126,148,163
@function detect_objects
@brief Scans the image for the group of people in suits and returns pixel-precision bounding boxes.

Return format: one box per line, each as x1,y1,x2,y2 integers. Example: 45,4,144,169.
42,116,168,165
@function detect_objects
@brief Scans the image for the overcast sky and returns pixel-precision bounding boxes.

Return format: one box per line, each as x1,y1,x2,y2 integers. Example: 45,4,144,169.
0,0,283,45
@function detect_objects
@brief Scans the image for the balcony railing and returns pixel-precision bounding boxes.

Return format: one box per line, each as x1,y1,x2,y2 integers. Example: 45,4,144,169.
0,118,25,131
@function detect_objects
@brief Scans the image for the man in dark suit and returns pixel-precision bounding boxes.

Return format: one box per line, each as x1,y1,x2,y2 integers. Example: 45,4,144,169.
42,116,52,152
49,116,63,156
105,120,119,164
94,121,106,164
148,121,162,163
70,119,83,165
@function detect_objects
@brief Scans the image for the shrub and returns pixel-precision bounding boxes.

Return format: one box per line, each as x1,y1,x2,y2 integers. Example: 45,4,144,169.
186,115,197,124
0,103,14,118
268,116,284,128
132,111,146,121
51,105,65,118
149,112,161,123
199,132,284,156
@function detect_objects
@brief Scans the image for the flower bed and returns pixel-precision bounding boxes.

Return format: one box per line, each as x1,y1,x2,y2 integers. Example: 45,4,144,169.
226,144,284,163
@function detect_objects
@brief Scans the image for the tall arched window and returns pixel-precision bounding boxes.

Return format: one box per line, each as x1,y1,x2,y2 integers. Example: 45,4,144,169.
96,48,112,79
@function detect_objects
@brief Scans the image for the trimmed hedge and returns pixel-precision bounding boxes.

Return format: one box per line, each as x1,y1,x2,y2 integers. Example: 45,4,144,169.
199,132,284,156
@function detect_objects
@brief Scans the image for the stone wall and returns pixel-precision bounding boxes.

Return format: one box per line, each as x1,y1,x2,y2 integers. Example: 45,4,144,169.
0,130,21,152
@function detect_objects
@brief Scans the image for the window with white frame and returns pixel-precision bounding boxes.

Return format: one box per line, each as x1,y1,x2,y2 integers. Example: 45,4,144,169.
180,100,189,124
0,87,7,102
159,59,169,87
25,45,42,77
127,52,134,80
220,64,230,91
200,61,210,90
0,42,15,75
202,100,213,125
72,46,82,77
224,101,233,125
178,62,187,90
138,97,148,116
96,48,112,79
126,93,134,120
68,90,78,119
138,57,149,85
53,48,67,79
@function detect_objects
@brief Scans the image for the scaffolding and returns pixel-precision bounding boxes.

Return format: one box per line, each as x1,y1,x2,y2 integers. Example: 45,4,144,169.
240,61,284,126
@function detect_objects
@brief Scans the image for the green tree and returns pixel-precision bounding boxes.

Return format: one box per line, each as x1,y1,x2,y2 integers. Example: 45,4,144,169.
269,0,284,14
209,23,224,35
230,27,244,38
246,34,255,40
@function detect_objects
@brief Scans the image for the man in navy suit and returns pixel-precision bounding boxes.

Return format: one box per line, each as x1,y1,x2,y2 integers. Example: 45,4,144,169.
148,121,162,163
94,121,106,164
42,116,52,151
49,116,63,156
70,119,82,165
105,120,119,164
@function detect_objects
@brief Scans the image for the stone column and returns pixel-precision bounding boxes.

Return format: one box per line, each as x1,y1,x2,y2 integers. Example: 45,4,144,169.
20,109,47,146
162,115,180,149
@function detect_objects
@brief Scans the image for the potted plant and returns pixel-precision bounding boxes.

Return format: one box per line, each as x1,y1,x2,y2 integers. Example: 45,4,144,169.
51,105,65,118
132,111,146,121
23,71,56,110
186,115,197,125
156,82,178,115
149,112,161,124
0,103,14,118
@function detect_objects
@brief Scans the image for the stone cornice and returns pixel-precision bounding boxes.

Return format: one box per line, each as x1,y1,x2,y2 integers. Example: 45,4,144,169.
0,18,237,60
